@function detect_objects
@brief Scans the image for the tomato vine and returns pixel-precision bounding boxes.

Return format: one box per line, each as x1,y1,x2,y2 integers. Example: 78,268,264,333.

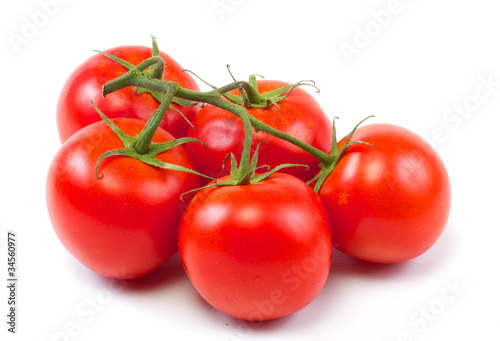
100,47,372,192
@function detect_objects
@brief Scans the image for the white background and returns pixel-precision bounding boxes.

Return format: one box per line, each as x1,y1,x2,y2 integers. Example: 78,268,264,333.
1,0,499,340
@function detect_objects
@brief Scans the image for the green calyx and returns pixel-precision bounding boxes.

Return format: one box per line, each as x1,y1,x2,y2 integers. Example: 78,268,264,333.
307,116,374,193
94,35,198,129
185,67,319,109
225,76,319,109
92,84,213,182
94,35,165,102
179,138,309,202
224,140,309,187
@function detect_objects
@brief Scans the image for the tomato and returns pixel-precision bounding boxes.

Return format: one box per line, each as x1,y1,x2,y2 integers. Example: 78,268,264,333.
46,118,200,279
318,124,451,263
178,173,332,321
57,45,200,142
185,80,332,182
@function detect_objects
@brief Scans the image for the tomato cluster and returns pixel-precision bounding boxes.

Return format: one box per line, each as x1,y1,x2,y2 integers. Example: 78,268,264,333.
46,38,451,322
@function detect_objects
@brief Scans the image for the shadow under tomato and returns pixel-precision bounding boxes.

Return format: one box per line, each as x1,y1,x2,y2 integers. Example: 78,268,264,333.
329,250,410,279
218,309,301,339
328,222,460,280
118,251,187,292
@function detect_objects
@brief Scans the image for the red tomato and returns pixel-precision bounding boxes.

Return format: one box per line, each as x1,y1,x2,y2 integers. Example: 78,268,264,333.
178,173,332,321
57,45,200,142
319,124,451,263
185,80,332,182
46,118,200,279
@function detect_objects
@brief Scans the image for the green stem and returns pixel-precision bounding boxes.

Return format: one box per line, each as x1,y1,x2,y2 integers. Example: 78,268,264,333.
146,36,164,80
102,71,332,167
176,86,332,166
135,55,165,74
194,95,253,180
134,82,178,155
248,117,332,165
101,56,166,95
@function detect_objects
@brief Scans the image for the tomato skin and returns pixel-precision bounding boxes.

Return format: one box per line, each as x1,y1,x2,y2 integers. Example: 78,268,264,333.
46,118,200,279
178,173,332,321
319,124,451,263
185,80,332,182
57,45,200,142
